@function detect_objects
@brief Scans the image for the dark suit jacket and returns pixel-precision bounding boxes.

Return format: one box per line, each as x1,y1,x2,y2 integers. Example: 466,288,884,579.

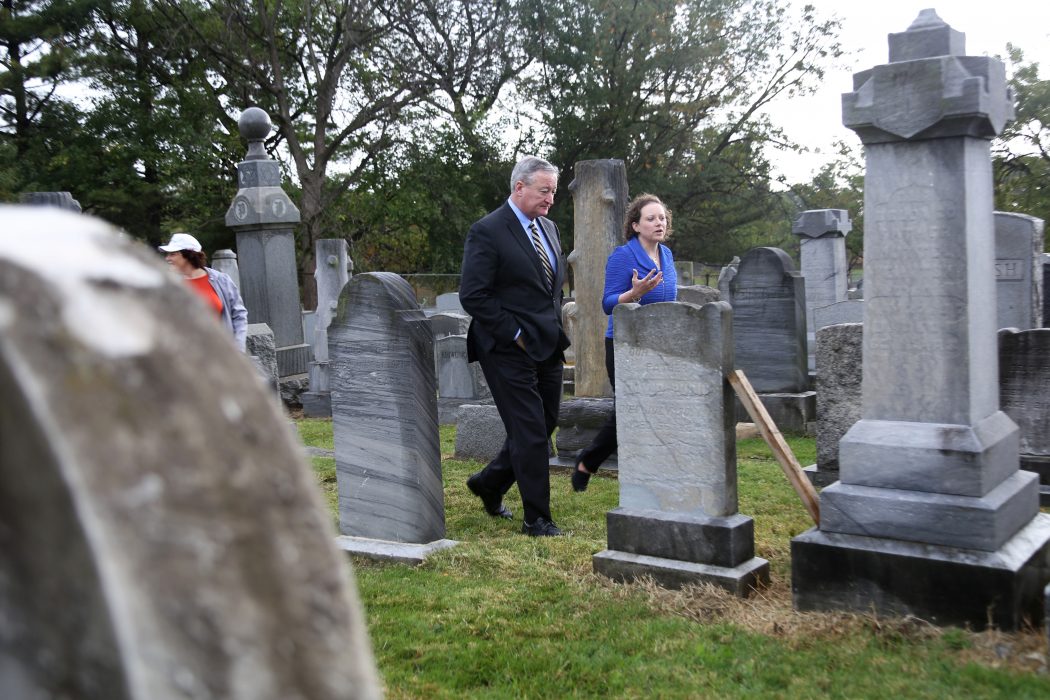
459,202,570,363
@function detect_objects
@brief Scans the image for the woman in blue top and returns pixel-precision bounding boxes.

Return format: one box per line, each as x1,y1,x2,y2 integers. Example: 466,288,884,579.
572,193,677,491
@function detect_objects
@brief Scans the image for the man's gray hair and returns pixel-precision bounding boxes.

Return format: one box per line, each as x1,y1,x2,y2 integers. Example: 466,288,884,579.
510,156,559,193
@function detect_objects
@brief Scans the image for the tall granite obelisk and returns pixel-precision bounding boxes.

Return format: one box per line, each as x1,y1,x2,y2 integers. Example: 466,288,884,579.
226,107,311,378
791,10,1050,630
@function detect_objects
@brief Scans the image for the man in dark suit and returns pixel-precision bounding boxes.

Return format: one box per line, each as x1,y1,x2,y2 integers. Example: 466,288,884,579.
459,156,571,537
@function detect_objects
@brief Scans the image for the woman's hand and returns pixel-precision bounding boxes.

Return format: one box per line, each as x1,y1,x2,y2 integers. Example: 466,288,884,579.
622,268,663,303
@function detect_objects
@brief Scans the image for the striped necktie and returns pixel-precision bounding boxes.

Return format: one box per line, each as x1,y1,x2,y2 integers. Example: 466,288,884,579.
529,221,554,290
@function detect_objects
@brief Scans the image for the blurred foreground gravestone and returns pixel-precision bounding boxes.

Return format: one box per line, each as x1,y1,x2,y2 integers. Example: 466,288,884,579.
0,206,380,699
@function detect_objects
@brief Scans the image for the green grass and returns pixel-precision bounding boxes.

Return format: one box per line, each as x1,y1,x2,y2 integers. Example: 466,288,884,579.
297,421,1050,699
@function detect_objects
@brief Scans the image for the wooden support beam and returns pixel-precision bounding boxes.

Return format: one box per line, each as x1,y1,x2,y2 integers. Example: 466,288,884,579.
728,370,820,526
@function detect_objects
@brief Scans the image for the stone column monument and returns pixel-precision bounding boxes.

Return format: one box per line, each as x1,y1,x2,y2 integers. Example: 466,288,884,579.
567,159,627,397
226,107,311,378
791,10,1050,630
793,209,851,372
302,238,352,417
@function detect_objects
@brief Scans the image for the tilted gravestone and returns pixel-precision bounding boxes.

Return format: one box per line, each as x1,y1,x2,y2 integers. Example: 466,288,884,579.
999,329,1050,504
792,10,1050,630
805,323,863,487
793,209,852,372
730,246,813,432
994,212,1044,330
225,107,311,378
328,272,456,563
567,159,626,398
593,301,768,595
0,206,380,699
303,239,353,417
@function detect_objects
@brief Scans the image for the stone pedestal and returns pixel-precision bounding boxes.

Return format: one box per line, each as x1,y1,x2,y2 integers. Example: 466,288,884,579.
225,107,310,379
567,160,626,397
593,301,768,595
791,10,1050,630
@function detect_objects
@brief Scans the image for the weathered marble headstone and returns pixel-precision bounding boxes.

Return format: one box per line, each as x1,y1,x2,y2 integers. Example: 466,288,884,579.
716,257,739,304
329,272,456,563
994,212,1044,330
676,285,721,307
430,311,471,339
20,191,82,212
793,209,852,372
225,107,311,378
302,239,352,417
730,247,813,432
435,292,464,313
454,404,507,462
999,328,1050,504
211,248,241,288
792,11,1050,630
593,301,768,594
567,159,626,397
246,322,278,392
804,323,863,487
674,260,695,286
435,333,486,400
0,206,380,699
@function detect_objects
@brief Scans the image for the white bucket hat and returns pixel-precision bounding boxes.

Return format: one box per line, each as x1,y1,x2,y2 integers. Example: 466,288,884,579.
159,232,202,253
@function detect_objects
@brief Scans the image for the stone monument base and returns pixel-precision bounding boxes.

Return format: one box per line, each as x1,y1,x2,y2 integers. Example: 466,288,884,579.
735,391,815,434
803,464,839,488
1021,455,1050,506
791,513,1050,631
593,508,769,596
300,390,331,418
335,535,459,566
552,397,615,470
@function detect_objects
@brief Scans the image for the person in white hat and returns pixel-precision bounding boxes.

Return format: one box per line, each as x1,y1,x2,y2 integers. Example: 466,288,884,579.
159,233,248,351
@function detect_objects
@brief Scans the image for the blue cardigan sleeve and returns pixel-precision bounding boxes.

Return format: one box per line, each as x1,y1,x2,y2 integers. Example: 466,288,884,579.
601,246,636,315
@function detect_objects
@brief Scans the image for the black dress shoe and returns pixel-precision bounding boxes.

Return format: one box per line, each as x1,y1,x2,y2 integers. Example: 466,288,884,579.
571,452,595,492
467,472,513,519
521,517,563,537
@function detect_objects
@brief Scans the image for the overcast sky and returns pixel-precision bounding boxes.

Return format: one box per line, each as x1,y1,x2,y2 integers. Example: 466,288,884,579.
767,2,1050,184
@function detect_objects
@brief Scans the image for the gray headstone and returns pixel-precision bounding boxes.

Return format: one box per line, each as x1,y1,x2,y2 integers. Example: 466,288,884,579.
211,248,241,289
730,247,808,393
794,209,851,371
561,301,578,366
999,329,1050,458
329,272,445,544
814,323,863,477
429,311,470,339
435,292,464,312
994,212,1044,330
435,334,483,399
225,108,308,378
676,285,721,307
813,300,864,330
794,10,1050,631
454,403,507,462
246,322,278,392
716,257,739,304
304,239,352,417
1044,254,1050,327
0,205,380,699
593,301,768,594
20,191,82,212
674,260,695,286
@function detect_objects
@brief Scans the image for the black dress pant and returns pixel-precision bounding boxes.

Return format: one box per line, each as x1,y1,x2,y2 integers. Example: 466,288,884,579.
577,337,617,472
473,342,563,523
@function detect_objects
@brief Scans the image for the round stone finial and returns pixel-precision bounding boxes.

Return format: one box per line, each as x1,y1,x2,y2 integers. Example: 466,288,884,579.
239,107,272,140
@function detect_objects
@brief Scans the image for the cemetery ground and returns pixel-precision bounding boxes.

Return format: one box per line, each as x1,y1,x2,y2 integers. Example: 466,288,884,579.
297,418,1050,699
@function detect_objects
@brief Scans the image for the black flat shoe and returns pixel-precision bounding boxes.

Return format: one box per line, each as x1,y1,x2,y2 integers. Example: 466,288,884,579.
521,517,563,537
571,454,595,492
467,472,513,519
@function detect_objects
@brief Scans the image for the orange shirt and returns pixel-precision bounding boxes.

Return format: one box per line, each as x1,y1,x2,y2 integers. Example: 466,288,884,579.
187,274,223,317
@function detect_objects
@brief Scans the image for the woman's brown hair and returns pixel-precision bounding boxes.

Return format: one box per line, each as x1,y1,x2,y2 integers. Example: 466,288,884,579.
178,250,208,270
623,193,671,242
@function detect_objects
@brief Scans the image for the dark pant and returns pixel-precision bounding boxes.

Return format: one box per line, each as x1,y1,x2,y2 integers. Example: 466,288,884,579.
473,342,563,523
577,337,617,472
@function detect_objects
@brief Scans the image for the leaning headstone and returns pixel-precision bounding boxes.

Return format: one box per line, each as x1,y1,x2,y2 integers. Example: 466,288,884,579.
793,209,852,372
593,301,768,594
676,285,721,307
20,191,82,212
435,292,464,313
999,329,1050,504
329,272,456,563
225,107,311,378
730,247,813,432
994,212,1044,330
674,260,695,286
716,257,739,304
211,248,241,288
302,239,352,417
792,11,1050,630
246,322,279,393
567,159,626,397
0,205,380,699
805,323,863,487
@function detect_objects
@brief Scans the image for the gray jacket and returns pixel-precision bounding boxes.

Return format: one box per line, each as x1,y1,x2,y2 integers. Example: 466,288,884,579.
206,267,248,351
